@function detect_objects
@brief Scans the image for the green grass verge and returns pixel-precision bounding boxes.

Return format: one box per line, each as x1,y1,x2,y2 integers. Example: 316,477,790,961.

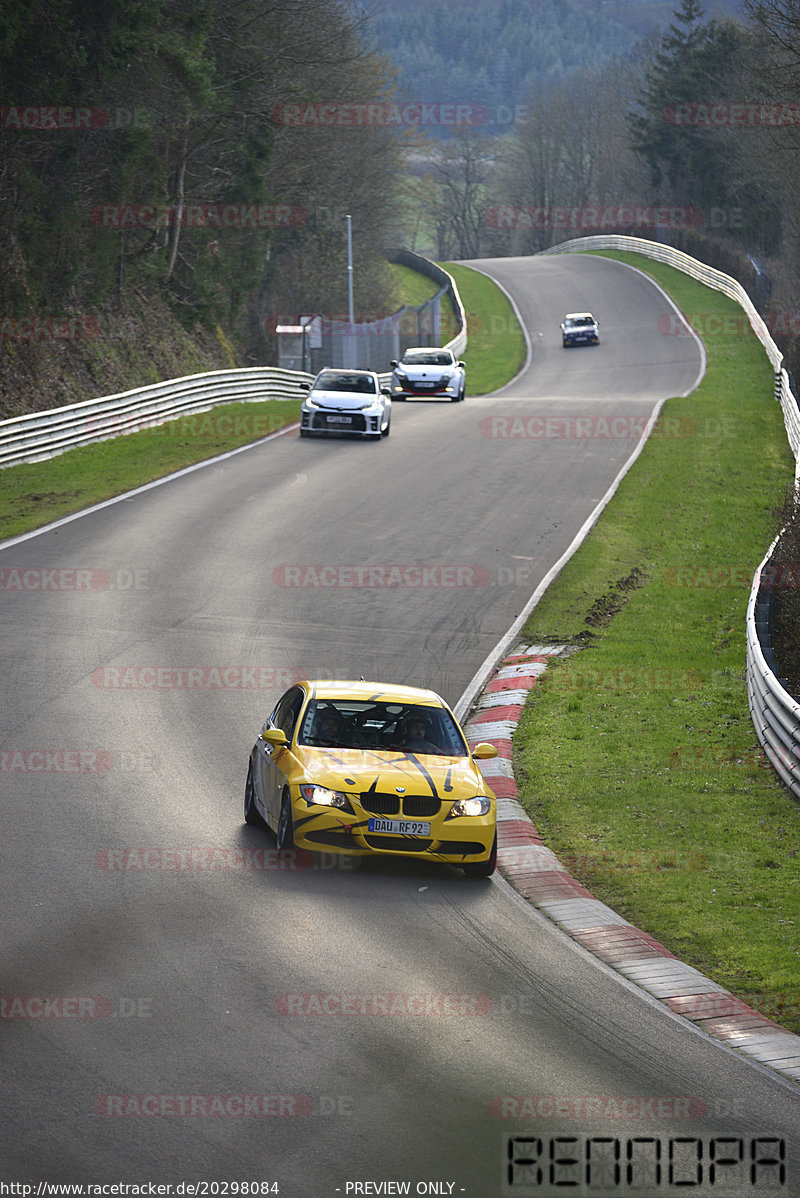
442,262,526,394
1,263,524,540
515,250,800,1033
387,261,444,307
0,402,296,540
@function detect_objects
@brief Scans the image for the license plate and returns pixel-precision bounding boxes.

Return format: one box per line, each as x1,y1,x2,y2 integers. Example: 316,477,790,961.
327,415,352,424
416,382,434,388
368,817,431,836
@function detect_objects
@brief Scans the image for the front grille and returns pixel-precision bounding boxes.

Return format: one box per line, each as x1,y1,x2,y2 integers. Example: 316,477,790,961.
314,412,366,432
436,840,485,856
364,835,432,853
360,793,441,818
402,795,441,818
360,792,400,816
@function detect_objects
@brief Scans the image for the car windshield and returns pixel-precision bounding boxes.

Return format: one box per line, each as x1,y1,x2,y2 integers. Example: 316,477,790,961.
315,372,376,393
298,699,468,756
401,352,453,366
567,316,594,327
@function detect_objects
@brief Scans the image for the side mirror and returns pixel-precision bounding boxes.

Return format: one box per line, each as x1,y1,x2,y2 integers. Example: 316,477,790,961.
299,382,310,391
261,727,288,749
389,361,398,369
471,742,498,760
380,387,391,396
458,362,466,369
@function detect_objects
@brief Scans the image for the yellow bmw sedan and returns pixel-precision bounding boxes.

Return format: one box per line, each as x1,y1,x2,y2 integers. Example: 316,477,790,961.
244,680,498,876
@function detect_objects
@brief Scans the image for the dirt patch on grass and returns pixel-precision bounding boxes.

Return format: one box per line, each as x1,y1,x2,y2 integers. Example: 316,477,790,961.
583,566,647,632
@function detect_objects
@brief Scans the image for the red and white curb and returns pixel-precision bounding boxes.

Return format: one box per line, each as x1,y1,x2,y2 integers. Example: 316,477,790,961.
464,643,800,1085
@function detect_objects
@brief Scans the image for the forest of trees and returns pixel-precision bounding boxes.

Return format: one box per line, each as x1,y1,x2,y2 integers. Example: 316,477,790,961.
3,0,800,411
0,0,404,413
368,0,637,122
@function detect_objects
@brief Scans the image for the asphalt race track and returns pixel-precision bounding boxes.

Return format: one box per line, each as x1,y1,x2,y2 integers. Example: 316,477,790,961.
1,253,797,1196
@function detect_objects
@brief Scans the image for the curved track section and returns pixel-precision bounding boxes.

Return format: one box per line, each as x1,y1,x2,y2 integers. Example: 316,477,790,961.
1,254,797,1193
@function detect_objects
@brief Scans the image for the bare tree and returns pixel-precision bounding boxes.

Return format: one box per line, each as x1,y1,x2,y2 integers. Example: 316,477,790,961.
431,133,494,260
487,58,655,254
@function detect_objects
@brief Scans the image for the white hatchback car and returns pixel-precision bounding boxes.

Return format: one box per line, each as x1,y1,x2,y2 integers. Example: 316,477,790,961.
299,368,391,439
389,347,466,402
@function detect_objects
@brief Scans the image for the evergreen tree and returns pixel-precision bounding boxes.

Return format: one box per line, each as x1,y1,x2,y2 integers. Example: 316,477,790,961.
628,0,779,250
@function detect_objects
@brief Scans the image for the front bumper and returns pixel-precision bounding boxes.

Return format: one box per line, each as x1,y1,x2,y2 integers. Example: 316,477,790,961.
300,405,383,434
390,374,460,399
289,787,496,864
563,332,599,345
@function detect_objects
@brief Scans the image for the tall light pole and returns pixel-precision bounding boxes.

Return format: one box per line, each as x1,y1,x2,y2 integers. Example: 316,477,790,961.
346,213,354,366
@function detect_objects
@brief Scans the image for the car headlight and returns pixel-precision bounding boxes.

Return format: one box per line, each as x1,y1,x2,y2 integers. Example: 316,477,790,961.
445,796,492,819
299,784,353,811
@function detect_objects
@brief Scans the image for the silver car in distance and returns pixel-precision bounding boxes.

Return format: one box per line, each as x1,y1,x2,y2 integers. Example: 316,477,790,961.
389,347,466,402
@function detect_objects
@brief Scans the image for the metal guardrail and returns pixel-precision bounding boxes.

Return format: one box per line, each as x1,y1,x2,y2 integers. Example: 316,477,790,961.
390,249,468,361
0,254,466,469
0,367,314,468
542,234,800,800
747,542,800,792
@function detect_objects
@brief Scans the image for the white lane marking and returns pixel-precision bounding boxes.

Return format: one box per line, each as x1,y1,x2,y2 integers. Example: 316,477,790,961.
0,421,300,553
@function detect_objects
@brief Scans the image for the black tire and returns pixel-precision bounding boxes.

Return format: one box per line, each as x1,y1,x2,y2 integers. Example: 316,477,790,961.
244,760,266,827
276,790,295,849
462,833,497,878
382,417,391,437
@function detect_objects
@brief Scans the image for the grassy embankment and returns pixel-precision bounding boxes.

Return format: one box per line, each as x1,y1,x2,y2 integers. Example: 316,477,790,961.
513,250,800,1034
444,262,527,394
0,261,521,540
